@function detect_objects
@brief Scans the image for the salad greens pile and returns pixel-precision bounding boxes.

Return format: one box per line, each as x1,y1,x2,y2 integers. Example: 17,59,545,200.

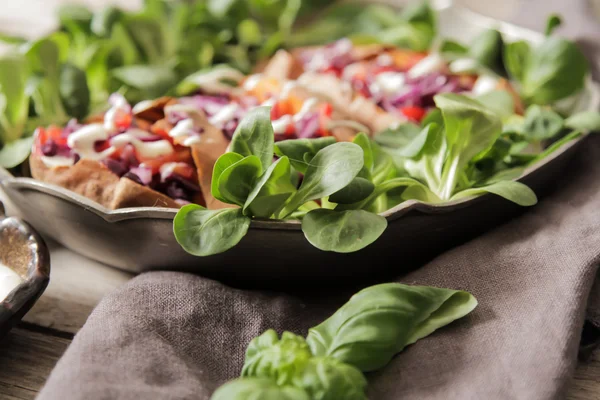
174,92,546,256
0,0,333,169
211,282,477,399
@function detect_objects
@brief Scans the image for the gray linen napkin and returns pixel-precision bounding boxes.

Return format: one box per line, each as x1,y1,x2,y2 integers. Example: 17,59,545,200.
37,133,600,400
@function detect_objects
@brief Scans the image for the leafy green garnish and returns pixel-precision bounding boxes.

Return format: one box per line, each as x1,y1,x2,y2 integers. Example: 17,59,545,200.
212,282,477,399
173,205,251,257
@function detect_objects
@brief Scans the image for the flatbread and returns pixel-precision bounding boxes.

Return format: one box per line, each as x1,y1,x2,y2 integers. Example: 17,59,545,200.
29,155,180,210
186,109,237,210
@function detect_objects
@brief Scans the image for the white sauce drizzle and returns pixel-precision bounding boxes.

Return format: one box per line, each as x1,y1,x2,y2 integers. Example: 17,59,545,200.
131,100,155,114
169,118,203,148
448,58,479,74
0,264,23,302
407,53,445,79
209,103,240,126
374,72,406,95
472,75,500,96
243,74,263,91
272,115,293,134
104,96,129,132
67,123,115,161
110,135,173,159
40,155,75,168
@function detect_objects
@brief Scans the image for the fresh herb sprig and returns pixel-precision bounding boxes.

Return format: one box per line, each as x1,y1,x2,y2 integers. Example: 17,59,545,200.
211,282,477,399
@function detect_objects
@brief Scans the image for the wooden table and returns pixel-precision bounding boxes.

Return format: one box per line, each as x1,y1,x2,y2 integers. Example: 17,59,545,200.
0,241,597,399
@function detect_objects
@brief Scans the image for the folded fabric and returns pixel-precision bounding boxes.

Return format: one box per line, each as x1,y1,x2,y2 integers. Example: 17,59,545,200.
37,132,600,399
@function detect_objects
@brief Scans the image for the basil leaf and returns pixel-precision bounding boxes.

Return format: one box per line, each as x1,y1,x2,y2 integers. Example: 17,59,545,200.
503,40,530,82
274,136,336,174
302,209,387,253
0,136,34,169
292,357,368,400
59,63,90,120
306,283,478,372
211,377,310,400
244,156,296,218
242,330,312,385
173,205,251,257
212,152,244,202
218,155,263,206
545,14,562,37
521,105,564,141
564,111,600,132
280,142,364,216
521,37,588,105
329,178,374,204
450,180,537,206
230,106,275,171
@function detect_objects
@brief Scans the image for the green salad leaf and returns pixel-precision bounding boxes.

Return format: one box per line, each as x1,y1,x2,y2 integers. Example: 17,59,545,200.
173,205,251,257
230,106,275,171
291,357,368,400
218,155,263,207
244,156,296,218
301,209,387,253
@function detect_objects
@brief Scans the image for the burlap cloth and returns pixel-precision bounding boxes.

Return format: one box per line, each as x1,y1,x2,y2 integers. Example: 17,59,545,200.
36,1,600,399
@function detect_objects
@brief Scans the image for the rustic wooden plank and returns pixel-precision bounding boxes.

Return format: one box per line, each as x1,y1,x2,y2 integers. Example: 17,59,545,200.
21,241,132,334
567,349,600,400
0,326,71,400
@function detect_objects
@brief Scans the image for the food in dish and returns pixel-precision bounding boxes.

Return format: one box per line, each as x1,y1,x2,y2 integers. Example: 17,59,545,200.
0,264,22,302
6,1,600,256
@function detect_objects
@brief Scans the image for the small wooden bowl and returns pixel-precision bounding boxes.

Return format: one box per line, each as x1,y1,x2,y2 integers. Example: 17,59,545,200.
0,201,50,338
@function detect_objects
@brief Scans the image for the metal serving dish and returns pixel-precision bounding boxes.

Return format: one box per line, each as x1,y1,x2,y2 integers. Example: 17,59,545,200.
0,201,50,337
0,4,598,286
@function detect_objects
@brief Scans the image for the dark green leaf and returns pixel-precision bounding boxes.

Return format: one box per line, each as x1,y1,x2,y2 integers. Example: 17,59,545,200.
522,105,564,141
59,63,90,119
302,209,387,253
531,130,583,163
0,136,34,168
211,378,310,400
329,178,375,204
242,330,312,385
503,40,530,82
469,29,503,72
173,205,251,257
57,4,93,32
212,152,244,202
244,156,296,218
274,136,336,173
306,283,477,371
280,142,364,216
230,106,275,171
440,39,467,55
522,37,589,105
218,155,263,206
564,111,600,132
545,14,562,36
